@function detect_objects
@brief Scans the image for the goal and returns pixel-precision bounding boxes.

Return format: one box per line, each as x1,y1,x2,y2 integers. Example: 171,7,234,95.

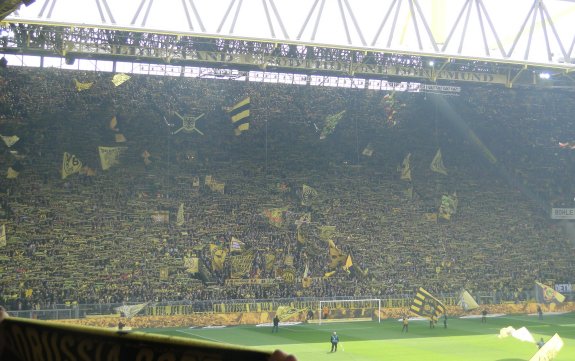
318,299,381,325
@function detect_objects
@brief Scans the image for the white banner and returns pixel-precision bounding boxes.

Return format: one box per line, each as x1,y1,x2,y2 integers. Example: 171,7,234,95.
551,208,575,219
555,284,572,293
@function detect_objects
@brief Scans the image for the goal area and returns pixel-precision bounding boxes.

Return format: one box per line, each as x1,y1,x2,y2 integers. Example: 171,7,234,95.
318,299,381,324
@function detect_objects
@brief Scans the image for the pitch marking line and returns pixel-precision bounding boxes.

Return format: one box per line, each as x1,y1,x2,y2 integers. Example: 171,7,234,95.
176,329,224,343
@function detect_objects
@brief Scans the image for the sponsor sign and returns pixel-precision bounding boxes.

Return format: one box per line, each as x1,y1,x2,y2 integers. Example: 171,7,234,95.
551,208,575,219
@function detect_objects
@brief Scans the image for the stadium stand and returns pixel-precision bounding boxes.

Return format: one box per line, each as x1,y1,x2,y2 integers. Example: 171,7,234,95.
0,66,573,318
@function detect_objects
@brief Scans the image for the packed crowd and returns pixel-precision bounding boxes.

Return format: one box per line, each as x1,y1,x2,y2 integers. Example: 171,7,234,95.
0,65,573,311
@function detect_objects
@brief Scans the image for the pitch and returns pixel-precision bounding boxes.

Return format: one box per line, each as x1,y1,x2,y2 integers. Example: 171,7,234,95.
140,313,575,361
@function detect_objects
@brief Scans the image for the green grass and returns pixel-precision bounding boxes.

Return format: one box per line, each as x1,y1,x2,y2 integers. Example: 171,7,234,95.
140,313,575,361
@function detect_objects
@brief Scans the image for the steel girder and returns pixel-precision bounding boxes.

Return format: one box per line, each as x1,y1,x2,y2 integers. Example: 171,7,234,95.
1,0,575,87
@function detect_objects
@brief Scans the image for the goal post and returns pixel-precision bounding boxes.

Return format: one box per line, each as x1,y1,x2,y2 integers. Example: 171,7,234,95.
318,299,381,325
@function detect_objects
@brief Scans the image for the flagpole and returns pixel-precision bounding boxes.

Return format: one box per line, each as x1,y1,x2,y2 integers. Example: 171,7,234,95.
265,119,268,177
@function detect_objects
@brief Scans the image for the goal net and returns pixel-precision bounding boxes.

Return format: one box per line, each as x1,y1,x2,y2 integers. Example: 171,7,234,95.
318,299,381,325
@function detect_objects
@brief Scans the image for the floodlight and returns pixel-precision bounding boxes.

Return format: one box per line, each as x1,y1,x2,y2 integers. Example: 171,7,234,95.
539,72,550,80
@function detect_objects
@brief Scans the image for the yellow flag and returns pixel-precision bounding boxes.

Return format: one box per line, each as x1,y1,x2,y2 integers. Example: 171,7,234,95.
98,146,127,170
115,133,126,143
62,152,82,179
301,184,318,206
404,186,413,199
343,255,353,271
209,181,225,194
263,207,287,228
264,253,276,271
536,282,566,304
142,150,151,165
0,134,19,148
320,225,337,241
0,224,6,247
275,305,307,321
109,116,119,131
401,153,412,181
210,245,227,271
159,267,169,281
297,227,305,244
423,212,438,222
328,240,346,268
184,255,199,273
430,149,448,175
295,212,311,227
176,203,184,226
73,78,93,91
230,251,255,278
150,211,169,223
362,143,374,156
458,289,479,311
323,270,336,278
438,193,458,220
111,73,130,86
410,287,446,322
6,167,19,179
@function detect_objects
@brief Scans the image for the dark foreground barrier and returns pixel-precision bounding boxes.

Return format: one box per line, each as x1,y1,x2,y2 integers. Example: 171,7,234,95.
0,317,270,361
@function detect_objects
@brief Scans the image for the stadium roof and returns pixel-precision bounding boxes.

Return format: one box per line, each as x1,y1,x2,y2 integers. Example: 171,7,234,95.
3,0,575,67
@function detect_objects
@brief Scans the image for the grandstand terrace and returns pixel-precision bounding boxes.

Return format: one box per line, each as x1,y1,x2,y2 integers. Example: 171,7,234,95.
0,64,573,317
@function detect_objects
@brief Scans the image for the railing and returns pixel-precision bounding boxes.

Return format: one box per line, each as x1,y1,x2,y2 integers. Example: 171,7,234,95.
8,288,570,321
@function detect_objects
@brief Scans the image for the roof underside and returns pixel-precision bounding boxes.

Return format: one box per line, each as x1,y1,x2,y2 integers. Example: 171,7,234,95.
1,0,575,88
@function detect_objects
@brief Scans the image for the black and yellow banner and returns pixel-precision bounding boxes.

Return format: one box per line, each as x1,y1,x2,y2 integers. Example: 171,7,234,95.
0,317,269,361
230,252,255,278
410,287,446,322
227,97,250,136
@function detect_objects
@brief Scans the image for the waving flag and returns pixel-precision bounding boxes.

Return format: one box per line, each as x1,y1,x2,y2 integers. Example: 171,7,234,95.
301,184,318,206
529,333,563,361
230,237,245,253
0,134,19,148
438,192,458,220
430,149,448,175
328,240,347,268
111,73,130,86
320,110,346,139
458,289,479,311
362,143,374,156
114,302,149,319
410,288,446,322
0,224,6,247
62,152,83,179
535,282,565,304
73,79,93,91
176,203,184,226
400,153,412,181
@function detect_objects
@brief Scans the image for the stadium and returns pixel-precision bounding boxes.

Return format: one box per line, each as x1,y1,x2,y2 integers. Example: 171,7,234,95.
0,0,574,360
